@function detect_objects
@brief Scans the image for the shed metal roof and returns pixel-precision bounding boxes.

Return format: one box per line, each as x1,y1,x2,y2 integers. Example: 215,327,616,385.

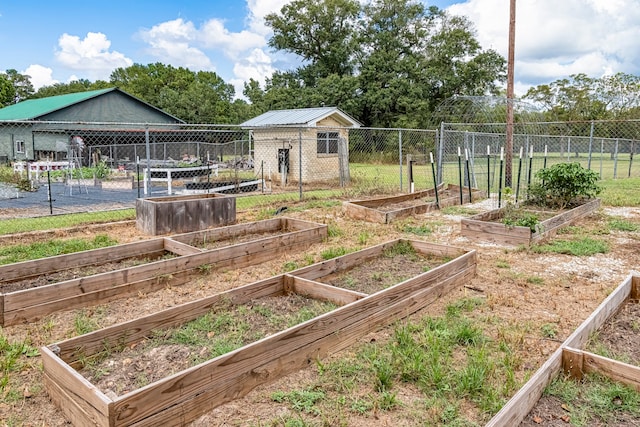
0,88,184,123
0,89,114,120
240,107,361,128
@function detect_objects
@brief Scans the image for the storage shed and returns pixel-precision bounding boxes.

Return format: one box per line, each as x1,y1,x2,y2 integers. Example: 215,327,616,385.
241,107,360,184
0,88,183,162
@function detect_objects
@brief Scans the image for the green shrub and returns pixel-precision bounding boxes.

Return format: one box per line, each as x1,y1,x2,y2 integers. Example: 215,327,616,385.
529,162,601,208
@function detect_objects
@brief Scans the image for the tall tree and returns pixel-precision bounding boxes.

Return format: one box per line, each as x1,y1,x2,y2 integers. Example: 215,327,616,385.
265,0,360,82
32,79,111,98
1,69,34,103
0,74,16,107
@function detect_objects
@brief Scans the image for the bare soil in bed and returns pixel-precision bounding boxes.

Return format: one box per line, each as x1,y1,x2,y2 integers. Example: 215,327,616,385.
1,201,639,426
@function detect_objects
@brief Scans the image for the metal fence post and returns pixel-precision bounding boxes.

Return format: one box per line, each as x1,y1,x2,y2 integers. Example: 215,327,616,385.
298,127,303,200
587,121,594,169
145,125,151,196
397,130,403,191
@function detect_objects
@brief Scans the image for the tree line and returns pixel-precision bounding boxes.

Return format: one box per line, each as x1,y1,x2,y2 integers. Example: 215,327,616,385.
1,0,639,127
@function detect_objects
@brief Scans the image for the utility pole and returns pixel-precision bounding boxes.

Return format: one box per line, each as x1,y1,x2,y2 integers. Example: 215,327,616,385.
505,0,516,187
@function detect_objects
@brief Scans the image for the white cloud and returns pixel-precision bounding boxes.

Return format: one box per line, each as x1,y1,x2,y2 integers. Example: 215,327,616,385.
447,0,640,93
139,19,214,70
22,65,57,90
136,2,293,97
55,32,133,79
199,19,266,59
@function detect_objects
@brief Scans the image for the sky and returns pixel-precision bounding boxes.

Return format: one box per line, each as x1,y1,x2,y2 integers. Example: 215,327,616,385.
0,0,639,99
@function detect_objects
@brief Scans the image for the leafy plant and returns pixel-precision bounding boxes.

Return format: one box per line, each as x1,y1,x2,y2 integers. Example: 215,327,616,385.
529,162,602,208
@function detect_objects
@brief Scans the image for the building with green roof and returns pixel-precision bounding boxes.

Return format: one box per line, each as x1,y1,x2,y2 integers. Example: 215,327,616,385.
0,88,183,162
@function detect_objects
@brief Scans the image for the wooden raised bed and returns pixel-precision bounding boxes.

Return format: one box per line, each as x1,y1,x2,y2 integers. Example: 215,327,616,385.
0,217,325,327
486,272,640,426
460,198,601,247
343,184,485,224
41,239,477,427
136,193,236,235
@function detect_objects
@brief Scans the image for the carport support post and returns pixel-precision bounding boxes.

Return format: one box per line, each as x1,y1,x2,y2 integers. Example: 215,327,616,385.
145,126,151,197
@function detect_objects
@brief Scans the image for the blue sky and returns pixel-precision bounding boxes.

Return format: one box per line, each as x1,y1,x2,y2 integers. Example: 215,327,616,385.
1,0,639,98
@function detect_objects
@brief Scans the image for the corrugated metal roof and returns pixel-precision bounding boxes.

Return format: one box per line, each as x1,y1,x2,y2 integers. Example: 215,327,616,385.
0,88,114,120
240,107,360,127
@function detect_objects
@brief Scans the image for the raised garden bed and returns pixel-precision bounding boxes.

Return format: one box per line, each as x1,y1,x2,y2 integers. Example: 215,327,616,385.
343,184,485,223
136,193,236,235
41,239,477,426
0,217,326,327
460,198,601,247
486,272,640,427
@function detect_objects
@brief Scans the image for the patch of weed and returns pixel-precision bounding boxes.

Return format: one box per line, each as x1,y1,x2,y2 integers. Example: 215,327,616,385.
532,237,609,256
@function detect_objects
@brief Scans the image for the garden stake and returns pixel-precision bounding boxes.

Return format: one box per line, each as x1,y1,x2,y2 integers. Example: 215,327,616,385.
136,156,141,198
47,166,53,215
498,147,504,208
527,145,534,200
465,148,472,203
487,145,491,198
457,146,463,205
542,145,548,186
430,152,440,208
515,146,523,203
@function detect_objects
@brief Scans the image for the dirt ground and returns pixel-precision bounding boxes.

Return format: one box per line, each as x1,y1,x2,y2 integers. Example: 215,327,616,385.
0,198,639,426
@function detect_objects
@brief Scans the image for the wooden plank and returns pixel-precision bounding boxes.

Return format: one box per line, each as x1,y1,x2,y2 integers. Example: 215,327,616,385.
3,226,325,313
4,270,194,326
41,346,111,427
581,349,640,392
537,199,601,238
162,238,202,256
486,272,633,427
0,239,166,283
0,294,3,327
342,202,387,224
128,265,475,427
289,275,368,305
110,251,476,426
170,218,281,245
409,240,466,258
53,275,285,364
562,347,584,380
289,240,402,281
632,274,639,300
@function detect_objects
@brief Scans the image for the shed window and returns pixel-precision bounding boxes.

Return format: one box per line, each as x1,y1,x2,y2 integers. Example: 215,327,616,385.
15,139,25,154
317,132,339,154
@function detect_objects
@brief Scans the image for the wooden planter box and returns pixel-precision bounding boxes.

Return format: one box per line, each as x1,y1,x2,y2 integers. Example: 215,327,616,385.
102,177,138,190
343,184,485,224
0,218,326,326
41,239,477,427
486,272,640,426
460,198,601,246
136,193,236,235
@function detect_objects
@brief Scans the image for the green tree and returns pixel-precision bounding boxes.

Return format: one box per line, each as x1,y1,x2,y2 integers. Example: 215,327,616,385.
522,73,640,121
0,74,16,107
110,64,239,123
32,79,111,98
265,0,360,82
4,69,34,103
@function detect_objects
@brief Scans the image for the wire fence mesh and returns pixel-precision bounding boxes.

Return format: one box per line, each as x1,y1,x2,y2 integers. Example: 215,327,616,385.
0,119,638,228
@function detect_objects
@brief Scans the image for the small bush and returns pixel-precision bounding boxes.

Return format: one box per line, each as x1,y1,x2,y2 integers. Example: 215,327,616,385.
529,162,601,209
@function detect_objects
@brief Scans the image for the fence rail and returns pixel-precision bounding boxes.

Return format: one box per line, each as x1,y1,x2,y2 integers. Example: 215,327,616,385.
0,119,638,223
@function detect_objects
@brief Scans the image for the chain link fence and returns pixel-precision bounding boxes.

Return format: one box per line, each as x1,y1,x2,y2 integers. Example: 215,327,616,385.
0,119,638,226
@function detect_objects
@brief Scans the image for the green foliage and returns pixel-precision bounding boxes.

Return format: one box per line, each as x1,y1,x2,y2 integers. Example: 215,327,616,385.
0,234,118,265
0,334,38,391
529,162,601,209
320,246,350,260
608,218,639,232
271,389,326,415
532,237,609,256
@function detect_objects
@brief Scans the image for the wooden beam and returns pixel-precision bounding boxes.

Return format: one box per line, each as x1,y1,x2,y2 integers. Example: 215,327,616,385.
162,238,202,256
562,347,584,380
582,349,640,392
109,254,476,426
288,275,368,305
632,274,639,300
486,272,634,427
